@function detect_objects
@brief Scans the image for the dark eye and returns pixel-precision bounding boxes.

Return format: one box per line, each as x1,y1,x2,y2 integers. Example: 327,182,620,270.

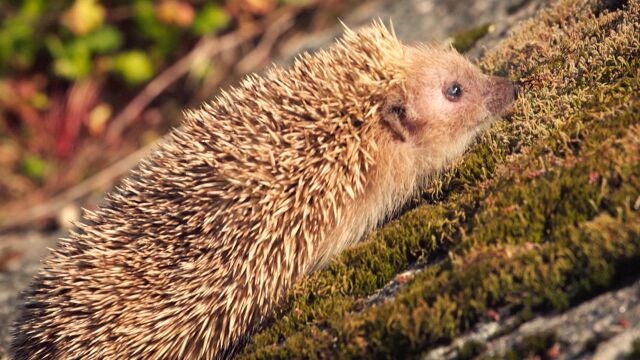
444,82,464,101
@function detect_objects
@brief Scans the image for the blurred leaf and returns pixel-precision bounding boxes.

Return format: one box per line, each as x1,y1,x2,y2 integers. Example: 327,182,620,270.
45,26,121,80
88,103,111,135
112,50,154,85
21,0,47,17
133,0,162,36
81,26,123,54
133,0,179,58
30,92,48,109
62,0,106,35
156,0,195,28
0,0,47,71
44,36,65,58
46,36,92,79
20,154,47,182
192,4,230,35
53,54,92,79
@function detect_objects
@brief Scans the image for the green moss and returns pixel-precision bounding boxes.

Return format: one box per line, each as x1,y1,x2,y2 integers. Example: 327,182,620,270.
584,335,600,353
488,331,558,360
452,23,493,53
457,339,487,360
628,338,640,360
240,0,640,358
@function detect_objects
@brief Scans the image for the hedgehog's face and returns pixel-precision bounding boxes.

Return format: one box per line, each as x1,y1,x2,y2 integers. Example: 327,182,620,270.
382,47,516,170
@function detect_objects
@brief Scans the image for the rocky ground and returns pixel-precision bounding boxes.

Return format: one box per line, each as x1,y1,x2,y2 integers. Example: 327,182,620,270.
0,231,59,359
1,0,639,359
426,278,640,359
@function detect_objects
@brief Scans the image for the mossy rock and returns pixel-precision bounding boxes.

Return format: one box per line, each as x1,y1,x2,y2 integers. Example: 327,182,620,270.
240,0,640,358
628,338,640,360
451,23,493,53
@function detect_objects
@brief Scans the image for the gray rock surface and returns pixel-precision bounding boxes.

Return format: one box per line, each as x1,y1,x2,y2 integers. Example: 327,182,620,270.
280,0,542,64
425,279,640,360
0,232,58,359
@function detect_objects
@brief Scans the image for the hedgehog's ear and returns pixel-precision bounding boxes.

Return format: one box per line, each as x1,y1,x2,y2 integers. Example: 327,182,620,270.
382,96,412,142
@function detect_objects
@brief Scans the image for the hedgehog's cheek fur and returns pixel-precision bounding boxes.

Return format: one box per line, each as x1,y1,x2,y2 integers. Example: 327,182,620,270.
379,94,483,177
381,95,414,142
397,94,492,177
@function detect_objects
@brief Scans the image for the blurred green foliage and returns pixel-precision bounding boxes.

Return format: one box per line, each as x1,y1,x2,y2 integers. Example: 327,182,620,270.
193,4,231,36
628,338,640,360
19,153,48,182
112,50,155,85
0,0,45,70
0,0,337,205
0,0,232,85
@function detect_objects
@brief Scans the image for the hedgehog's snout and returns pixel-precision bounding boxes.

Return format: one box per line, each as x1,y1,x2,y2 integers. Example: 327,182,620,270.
486,76,517,116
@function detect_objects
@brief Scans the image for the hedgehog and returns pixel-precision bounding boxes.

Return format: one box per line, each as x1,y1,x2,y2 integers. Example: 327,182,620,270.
11,22,516,359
